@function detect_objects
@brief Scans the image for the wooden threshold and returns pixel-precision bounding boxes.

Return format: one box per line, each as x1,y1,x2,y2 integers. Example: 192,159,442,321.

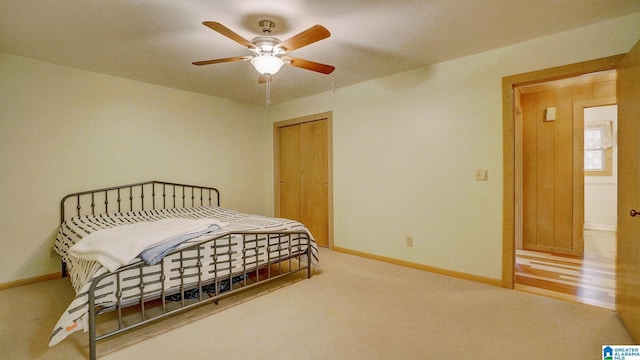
515,242,616,310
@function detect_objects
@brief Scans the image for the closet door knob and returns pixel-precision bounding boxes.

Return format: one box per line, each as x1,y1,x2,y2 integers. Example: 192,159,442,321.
631,209,640,217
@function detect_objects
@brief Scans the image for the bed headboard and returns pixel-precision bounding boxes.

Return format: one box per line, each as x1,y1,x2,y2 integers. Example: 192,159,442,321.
60,180,220,222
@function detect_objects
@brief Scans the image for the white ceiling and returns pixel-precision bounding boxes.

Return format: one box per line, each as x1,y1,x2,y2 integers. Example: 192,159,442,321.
1,1,639,106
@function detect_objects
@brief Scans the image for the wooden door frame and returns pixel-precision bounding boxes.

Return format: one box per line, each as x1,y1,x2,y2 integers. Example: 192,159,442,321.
273,111,334,249
501,55,624,288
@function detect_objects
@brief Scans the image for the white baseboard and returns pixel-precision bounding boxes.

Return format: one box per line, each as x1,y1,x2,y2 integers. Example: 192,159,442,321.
584,223,617,232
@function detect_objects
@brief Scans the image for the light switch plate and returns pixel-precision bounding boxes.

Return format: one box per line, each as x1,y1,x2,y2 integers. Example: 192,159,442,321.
475,169,488,181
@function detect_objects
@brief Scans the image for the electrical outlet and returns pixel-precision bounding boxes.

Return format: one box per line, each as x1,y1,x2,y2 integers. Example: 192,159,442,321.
406,235,414,248
49,246,57,258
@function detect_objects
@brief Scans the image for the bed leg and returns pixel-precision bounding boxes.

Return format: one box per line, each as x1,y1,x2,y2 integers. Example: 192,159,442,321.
307,240,312,279
89,287,97,360
89,334,96,360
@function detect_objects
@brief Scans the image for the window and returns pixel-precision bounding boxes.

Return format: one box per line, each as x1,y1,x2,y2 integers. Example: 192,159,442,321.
584,128,606,171
584,121,613,175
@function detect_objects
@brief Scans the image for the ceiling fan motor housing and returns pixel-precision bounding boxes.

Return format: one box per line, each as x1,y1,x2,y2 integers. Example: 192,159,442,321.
251,37,284,56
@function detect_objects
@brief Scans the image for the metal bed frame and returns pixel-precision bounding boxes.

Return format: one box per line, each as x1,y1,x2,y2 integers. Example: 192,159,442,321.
58,181,313,360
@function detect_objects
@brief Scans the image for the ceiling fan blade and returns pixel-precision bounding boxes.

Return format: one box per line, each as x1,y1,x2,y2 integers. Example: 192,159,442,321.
283,56,335,74
203,21,255,49
192,56,251,66
276,25,330,52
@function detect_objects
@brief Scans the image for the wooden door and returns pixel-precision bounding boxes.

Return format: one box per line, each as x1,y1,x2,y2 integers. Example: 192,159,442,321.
616,39,640,342
278,125,302,221
276,116,330,247
300,120,329,247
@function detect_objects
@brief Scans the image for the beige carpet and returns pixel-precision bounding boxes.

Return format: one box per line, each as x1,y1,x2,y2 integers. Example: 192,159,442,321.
0,248,634,359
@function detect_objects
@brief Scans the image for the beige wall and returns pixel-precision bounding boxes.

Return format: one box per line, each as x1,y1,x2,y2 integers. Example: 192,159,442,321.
0,53,270,283
268,13,640,280
1,12,639,285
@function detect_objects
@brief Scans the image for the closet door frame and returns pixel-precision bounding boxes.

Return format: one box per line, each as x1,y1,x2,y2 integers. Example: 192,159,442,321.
273,111,334,249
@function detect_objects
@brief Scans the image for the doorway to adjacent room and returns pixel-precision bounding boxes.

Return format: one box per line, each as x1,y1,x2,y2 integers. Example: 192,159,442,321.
511,71,618,309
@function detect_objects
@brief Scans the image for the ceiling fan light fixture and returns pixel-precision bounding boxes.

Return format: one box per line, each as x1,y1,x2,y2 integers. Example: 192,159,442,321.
251,55,284,75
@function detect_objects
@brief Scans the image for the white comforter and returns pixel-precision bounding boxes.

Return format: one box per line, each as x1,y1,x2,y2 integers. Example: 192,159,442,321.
70,218,225,271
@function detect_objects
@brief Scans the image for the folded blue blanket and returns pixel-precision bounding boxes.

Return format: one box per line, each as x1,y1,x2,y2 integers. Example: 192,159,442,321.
140,224,221,265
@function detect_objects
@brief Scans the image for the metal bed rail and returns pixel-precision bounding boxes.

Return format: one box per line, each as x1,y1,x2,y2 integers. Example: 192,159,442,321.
87,230,313,360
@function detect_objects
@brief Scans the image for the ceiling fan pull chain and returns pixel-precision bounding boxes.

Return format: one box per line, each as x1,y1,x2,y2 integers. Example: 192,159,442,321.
265,74,272,110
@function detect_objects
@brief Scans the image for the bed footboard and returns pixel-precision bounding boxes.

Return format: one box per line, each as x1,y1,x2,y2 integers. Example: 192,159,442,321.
87,230,313,360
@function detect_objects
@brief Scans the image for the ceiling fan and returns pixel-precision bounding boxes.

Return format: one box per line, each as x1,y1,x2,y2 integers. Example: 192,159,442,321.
192,20,335,78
